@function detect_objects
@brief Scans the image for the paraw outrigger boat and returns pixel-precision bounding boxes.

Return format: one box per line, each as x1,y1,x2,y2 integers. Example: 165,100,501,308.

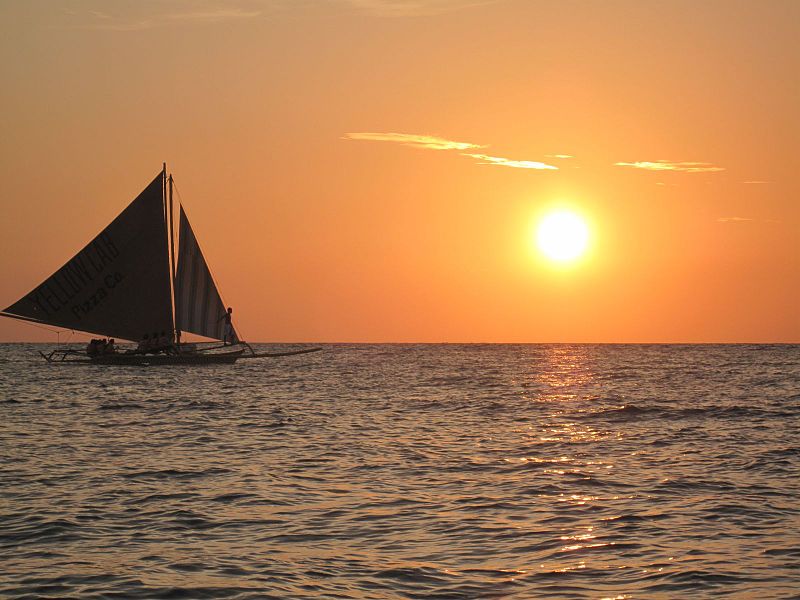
1,165,320,365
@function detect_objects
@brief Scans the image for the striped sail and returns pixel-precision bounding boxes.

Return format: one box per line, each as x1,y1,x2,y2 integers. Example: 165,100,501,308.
174,206,234,341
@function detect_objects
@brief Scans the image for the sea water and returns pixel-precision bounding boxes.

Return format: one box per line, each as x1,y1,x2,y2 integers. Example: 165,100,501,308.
0,343,798,599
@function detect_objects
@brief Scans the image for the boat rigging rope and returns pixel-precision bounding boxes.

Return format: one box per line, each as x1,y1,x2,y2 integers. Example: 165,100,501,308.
4,319,87,347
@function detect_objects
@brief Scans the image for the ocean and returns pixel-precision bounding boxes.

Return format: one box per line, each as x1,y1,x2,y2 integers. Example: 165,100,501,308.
1,343,798,599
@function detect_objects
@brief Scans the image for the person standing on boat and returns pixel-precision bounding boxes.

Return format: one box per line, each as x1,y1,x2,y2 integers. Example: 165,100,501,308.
220,307,235,345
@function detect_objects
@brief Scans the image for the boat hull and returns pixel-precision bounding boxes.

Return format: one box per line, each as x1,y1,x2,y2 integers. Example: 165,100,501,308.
40,349,245,365
92,350,244,365
38,346,321,365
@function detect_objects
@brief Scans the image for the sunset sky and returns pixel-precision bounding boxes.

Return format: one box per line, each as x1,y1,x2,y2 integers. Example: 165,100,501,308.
1,0,797,343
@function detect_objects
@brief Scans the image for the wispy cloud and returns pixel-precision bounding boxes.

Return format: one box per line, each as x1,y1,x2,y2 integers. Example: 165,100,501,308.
345,131,558,170
67,0,501,28
717,216,779,224
743,180,770,184
545,154,573,159
615,160,725,173
165,8,262,22
463,153,558,170
61,5,262,31
717,216,754,223
341,0,500,17
344,132,483,151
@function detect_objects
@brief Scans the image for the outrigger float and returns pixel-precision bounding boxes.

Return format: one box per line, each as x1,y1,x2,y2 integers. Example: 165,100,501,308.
37,344,320,366
2,165,321,366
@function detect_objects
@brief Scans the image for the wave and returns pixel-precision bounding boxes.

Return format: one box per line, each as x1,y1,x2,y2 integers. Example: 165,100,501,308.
639,568,762,592
577,403,794,422
98,401,145,410
120,467,231,481
0,518,83,546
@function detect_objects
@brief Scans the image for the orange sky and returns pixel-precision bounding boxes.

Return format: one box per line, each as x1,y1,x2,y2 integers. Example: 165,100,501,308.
1,0,798,342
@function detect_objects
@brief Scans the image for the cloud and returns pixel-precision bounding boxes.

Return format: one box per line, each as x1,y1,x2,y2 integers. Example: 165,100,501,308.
61,4,262,31
344,132,484,151
718,216,782,224
717,217,753,223
743,180,770,184
345,131,557,170
615,160,725,173
62,0,495,30
341,0,500,17
462,153,558,170
165,8,262,22
545,154,573,159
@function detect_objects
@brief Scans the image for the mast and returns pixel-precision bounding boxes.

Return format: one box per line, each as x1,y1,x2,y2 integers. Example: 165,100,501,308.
162,162,177,344
162,163,167,230
169,171,180,344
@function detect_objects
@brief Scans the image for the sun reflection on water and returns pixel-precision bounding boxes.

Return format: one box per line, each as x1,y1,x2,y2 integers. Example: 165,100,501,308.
526,345,599,403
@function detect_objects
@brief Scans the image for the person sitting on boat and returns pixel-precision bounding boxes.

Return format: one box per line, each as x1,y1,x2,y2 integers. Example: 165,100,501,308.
156,331,172,353
219,307,235,345
149,332,160,353
86,339,100,357
135,334,151,354
105,339,116,354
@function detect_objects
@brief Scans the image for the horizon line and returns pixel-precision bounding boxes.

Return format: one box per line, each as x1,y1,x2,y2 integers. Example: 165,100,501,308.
2,340,797,345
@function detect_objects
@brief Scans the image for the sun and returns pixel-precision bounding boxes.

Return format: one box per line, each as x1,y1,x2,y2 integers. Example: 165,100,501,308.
536,210,589,262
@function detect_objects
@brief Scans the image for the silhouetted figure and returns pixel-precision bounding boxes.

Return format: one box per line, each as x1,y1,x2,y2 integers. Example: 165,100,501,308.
105,338,116,354
144,331,171,354
220,307,235,345
162,332,177,355
136,334,150,354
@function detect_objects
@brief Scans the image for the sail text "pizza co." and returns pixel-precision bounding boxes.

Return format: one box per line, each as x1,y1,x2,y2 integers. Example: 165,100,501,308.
27,232,123,318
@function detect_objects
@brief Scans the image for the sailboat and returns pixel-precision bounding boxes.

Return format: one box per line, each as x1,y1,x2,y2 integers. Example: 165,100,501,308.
1,165,320,365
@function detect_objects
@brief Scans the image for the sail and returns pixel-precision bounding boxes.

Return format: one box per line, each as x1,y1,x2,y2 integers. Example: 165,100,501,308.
3,173,174,342
174,206,234,341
